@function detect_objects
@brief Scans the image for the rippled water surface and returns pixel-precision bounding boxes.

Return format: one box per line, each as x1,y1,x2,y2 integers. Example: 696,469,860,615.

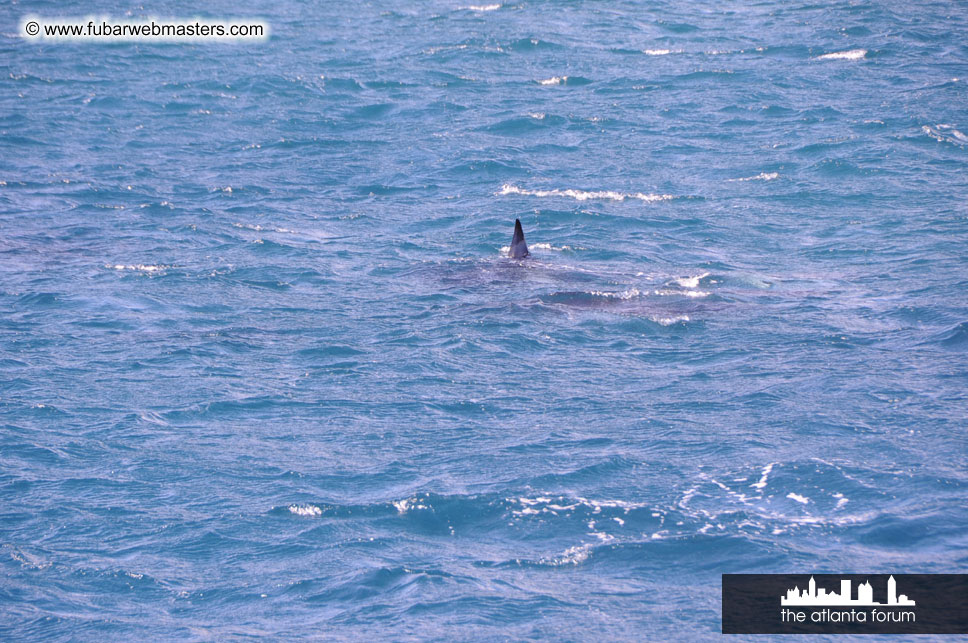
2,0,967,639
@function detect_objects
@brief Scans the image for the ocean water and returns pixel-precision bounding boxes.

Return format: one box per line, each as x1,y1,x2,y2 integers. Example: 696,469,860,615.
2,0,967,639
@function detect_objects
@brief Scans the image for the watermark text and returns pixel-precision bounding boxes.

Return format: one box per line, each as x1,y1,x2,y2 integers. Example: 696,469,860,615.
21,16,268,42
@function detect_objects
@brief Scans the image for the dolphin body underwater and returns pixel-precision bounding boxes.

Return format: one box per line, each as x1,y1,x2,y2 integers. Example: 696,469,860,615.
508,219,529,259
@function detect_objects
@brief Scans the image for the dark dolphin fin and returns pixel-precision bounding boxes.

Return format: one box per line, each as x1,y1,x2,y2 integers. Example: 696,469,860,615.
509,218,529,258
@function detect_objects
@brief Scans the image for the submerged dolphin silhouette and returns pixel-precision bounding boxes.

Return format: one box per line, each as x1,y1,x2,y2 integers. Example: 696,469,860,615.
508,219,529,259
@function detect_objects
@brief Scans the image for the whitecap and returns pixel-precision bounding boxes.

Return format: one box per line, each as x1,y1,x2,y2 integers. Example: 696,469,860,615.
729,172,779,182
588,288,640,299
538,76,567,85
673,272,709,289
499,184,674,203
529,242,580,251
463,3,501,10
786,493,810,504
651,314,690,326
393,496,428,513
922,124,968,146
678,487,698,507
750,462,775,490
108,264,167,273
512,495,646,517
423,43,469,55
542,544,592,565
653,288,709,298
815,49,867,61
288,504,322,517
500,241,579,253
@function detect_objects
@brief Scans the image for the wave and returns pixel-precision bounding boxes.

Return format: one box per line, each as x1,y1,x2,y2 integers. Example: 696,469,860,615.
480,115,566,134
273,465,897,560
499,242,580,253
728,172,779,182
107,263,169,273
815,49,867,61
537,289,702,323
651,314,691,326
673,273,710,289
462,3,501,10
922,124,968,146
535,75,592,86
653,289,708,298
498,184,675,203
938,321,968,348
289,504,323,517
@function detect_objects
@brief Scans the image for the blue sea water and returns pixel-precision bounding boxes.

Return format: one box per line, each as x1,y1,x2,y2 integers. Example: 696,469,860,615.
2,0,968,639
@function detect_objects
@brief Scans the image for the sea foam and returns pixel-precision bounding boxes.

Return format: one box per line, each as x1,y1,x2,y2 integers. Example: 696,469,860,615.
815,49,867,61
499,184,674,202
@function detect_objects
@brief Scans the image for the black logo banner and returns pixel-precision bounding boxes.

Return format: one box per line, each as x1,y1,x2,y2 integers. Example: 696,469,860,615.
722,574,968,634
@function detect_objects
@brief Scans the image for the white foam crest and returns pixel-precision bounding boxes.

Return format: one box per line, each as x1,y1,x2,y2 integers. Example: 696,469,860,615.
527,112,546,120
499,184,675,203
588,288,640,300
750,462,775,490
529,242,581,252
675,469,883,535
423,43,469,55
575,497,647,513
644,49,678,55
816,49,867,61
673,273,708,289
782,510,879,527
922,124,968,145
233,222,332,243
4,546,52,570
108,264,167,273
653,288,709,298
512,495,646,517
138,411,168,426
393,497,428,513
288,504,321,517
651,314,690,326
678,486,698,508
233,222,298,234
541,544,593,566
537,76,567,85
729,172,779,182
463,3,501,10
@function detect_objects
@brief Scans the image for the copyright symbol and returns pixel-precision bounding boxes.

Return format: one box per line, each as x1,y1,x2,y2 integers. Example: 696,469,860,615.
24,21,40,36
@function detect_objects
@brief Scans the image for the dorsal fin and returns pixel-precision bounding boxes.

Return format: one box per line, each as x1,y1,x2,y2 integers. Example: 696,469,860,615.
508,218,529,258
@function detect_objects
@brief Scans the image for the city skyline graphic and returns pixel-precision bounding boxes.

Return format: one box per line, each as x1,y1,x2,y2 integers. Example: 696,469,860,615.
781,576,916,607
